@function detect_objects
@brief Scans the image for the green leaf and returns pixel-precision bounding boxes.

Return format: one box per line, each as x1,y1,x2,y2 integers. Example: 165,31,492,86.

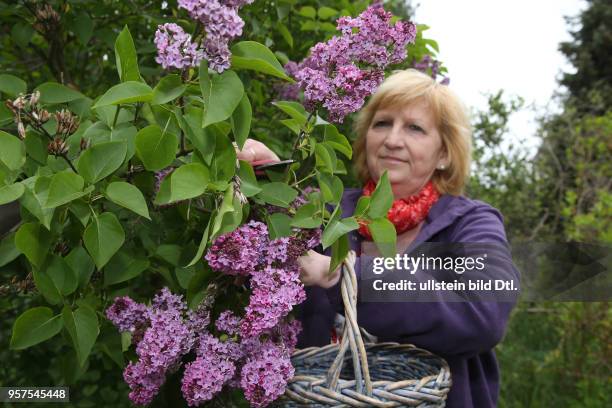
368,171,393,218
279,118,301,135
10,307,63,350
237,161,261,197
0,182,24,205
46,255,79,296
315,143,337,173
77,141,127,184
329,234,349,276
322,217,359,249
176,266,196,290
24,131,48,164
272,101,308,125
170,163,210,202
230,93,252,149
354,196,370,218
267,212,293,239
73,12,93,45
62,306,99,368
186,217,211,267
135,124,177,171
32,268,62,305
84,212,125,269
46,171,86,208
276,22,293,48
92,81,152,108
152,74,186,105
105,182,150,219
369,218,397,258
209,132,236,184
114,25,140,82
318,6,338,20
201,70,244,127
182,106,214,161
21,177,55,229
69,200,91,226
12,22,34,48
0,130,26,170
155,244,182,266
291,203,322,228
299,6,316,19
104,250,149,286
231,41,291,80
15,222,51,268
323,125,352,158
35,82,85,104
210,186,236,239
0,232,20,267
317,173,343,204
0,74,27,97
257,182,298,208
65,246,95,289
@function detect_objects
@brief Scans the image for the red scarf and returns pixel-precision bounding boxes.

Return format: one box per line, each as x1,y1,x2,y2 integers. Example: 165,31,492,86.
357,179,440,240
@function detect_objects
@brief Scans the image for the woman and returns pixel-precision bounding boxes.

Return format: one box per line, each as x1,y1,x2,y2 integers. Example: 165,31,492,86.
238,69,519,408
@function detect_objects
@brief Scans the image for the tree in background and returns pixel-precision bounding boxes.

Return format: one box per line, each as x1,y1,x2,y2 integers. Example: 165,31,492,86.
496,0,611,405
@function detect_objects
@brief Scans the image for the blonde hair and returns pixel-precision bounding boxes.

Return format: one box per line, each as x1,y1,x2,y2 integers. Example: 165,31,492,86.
353,69,472,195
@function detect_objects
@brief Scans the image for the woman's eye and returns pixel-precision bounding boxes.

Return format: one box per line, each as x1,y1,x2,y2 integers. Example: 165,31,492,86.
409,124,424,132
373,120,390,127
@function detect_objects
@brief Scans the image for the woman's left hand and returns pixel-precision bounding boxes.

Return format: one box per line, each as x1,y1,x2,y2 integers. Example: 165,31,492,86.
297,250,341,289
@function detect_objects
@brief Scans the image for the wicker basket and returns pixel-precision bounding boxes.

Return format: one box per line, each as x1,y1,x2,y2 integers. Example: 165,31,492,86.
277,251,452,407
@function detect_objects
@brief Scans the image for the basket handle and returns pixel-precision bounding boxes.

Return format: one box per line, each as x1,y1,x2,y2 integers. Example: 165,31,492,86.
325,250,373,396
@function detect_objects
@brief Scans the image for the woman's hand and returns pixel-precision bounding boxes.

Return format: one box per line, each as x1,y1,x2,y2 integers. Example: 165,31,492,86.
298,250,341,289
235,138,280,164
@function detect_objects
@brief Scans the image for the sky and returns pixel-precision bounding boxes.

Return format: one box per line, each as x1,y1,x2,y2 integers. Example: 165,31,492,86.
413,0,587,156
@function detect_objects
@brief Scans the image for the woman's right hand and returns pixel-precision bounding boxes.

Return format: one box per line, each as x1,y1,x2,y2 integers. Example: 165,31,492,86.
235,138,280,165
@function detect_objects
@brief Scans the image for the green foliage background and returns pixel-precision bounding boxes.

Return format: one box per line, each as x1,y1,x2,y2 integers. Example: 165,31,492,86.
0,0,609,407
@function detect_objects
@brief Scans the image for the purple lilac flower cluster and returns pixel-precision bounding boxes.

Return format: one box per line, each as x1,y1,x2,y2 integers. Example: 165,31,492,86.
293,3,417,123
158,0,254,73
154,23,205,70
106,288,195,405
107,289,304,406
205,218,320,339
179,316,302,407
413,54,450,85
204,220,268,276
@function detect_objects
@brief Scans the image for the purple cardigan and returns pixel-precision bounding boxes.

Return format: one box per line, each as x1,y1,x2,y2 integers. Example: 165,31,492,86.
295,189,519,408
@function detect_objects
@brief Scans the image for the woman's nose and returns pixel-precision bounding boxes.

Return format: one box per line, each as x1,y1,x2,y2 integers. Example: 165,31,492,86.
383,125,403,149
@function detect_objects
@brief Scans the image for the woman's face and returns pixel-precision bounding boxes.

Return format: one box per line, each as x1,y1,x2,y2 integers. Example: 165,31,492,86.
365,98,447,198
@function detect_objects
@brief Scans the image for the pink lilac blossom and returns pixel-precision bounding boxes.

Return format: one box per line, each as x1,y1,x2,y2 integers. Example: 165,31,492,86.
413,54,450,85
135,308,193,375
181,332,242,405
240,340,295,408
154,23,204,70
181,354,235,406
186,302,211,333
294,3,417,122
123,360,166,405
107,288,201,406
105,296,148,334
177,0,253,73
240,265,306,337
205,220,268,276
216,310,242,335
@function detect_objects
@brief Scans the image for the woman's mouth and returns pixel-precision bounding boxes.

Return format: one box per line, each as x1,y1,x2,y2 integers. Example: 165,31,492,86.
379,156,407,164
